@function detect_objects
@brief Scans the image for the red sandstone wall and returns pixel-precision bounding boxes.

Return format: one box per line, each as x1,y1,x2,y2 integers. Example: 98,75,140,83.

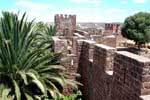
52,35,150,100
91,35,116,47
52,37,67,53
101,36,116,47
78,41,150,100
91,44,116,100
78,40,95,100
105,23,120,33
52,36,79,95
78,41,116,100
55,14,76,38
112,51,150,100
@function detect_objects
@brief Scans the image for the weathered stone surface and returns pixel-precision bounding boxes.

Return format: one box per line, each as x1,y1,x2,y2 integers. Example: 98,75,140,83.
52,15,150,100
112,51,150,100
55,14,76,38
52,35,150,100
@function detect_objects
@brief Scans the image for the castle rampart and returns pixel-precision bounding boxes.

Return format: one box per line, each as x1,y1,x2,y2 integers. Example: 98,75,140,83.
52,14,150,100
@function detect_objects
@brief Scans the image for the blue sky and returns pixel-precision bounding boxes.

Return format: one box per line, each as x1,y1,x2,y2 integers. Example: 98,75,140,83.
0,0,150,22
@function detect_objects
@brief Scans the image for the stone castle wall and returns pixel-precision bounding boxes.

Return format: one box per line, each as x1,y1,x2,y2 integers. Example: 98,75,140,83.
52,36,150,100
78,41,115,100
78,41,150,100
52,14,150,99
112,51,150,100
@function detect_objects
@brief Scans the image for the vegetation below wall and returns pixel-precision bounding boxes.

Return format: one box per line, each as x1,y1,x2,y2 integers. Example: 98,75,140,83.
43,90,82,100
0,11,80,100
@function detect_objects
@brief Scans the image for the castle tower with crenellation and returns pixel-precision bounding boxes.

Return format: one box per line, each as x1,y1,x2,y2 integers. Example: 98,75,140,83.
54,14,76,38
105,23,120,33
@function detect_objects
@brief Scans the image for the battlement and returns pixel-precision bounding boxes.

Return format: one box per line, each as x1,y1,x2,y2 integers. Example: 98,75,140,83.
52,34,150,100
54,14,76,38
105,23,120,33
76,40,150,100
52,15,150,100
55,14,76,20
105,23,120,30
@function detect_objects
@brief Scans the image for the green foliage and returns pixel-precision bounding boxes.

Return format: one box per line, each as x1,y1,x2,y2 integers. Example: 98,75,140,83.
43,90,82,100
34,21,56,37
34,22,56,50
0,11,79,100
58,91,82,100
121,12,150,46
34,21,47,33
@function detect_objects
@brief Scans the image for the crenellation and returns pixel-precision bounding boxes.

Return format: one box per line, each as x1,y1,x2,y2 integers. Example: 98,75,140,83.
52,14,150,100
105,23,120,32
54,14,76,38
55,14,76,21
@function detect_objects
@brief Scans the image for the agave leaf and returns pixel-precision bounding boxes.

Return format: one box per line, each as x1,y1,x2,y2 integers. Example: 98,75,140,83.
65,79,82,89
49,89,57,99
44,78,63,99
37,65,65,73
1,88,11,100
48,75,65,87
22,49,44,69
13,80,21,100
17,71,28,85
26,71,38,80
7,95,15,100
31,54,54,68
32,79,45,94
27,71,46,94
45,79,59,92
24,93,33,100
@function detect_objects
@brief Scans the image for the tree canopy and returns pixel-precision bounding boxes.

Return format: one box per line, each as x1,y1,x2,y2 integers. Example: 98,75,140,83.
121,12,150,45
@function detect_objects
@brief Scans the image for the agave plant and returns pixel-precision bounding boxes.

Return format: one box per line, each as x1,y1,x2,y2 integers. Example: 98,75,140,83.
0,11,79,100
33,22,56,50
34,22,56,37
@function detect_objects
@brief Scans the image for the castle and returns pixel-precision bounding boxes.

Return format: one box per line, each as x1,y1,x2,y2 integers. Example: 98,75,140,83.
54,14,76,38
53,14,150,100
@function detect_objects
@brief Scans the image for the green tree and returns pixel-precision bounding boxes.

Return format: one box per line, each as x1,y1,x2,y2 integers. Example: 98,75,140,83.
121,12,150,48
0,11,79,100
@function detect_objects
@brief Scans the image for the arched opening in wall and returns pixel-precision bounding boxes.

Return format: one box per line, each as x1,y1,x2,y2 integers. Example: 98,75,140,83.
64,28,69,36
68,50,71,54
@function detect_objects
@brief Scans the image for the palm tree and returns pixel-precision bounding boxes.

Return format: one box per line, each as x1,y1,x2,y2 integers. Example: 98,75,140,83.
0,11,79,100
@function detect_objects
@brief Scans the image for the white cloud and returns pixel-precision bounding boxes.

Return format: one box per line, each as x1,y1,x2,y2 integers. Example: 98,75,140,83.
133,0,148,3
104,8,128,22
53,7,104,22
70,0,103,6
15,1,52,11
14,1,54,22
7,0,132,23
55,7,89,14
121,0,128,4
78,13,102,22
106,8,127,14
70,0,89,3
8,6,128,23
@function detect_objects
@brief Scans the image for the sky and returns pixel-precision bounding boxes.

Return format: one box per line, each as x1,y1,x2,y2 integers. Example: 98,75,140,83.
0,0,150,22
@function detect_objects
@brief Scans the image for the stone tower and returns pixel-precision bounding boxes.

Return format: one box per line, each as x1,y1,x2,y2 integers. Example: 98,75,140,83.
105,23,120,33
54,14,76,38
